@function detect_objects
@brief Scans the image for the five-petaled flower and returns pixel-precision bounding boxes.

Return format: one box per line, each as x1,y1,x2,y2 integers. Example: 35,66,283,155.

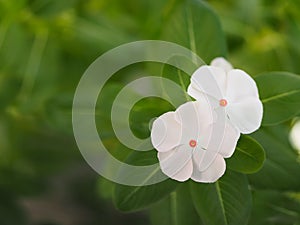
151,101,239,183
188,57,263,135
151,57,263,183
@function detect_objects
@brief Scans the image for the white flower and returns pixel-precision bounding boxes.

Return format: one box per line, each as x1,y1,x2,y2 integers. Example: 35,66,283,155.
150,57,262,183
188,57,263,134
151,101,237,183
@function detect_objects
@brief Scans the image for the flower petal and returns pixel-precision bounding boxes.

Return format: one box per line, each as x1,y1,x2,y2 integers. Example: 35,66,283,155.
227,97,263,134
186,87,220,110
210,57,233,72
175,101,214,145
226,69,259,102
151,112,181,152
158,145,193,181
188,66,226,100
191,154,226,183
187,82,206,100
218,120,240,158
192,115,239,167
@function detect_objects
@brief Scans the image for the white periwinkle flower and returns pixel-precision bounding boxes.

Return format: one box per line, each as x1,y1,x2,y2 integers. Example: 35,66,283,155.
151,101,238,183
188,57,263,134
150,57,263,183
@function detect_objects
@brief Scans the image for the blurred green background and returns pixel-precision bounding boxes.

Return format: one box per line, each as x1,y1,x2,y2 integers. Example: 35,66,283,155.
1,0,300,225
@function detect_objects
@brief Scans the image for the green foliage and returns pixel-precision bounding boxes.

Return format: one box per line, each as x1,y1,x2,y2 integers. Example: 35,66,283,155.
113,151,178,212
190,171,252,225
249,191,300,225
161,55,196,101
249,124,300,191
150,184,201,225
1,0,300,224
227,135,265,174
130,97,174,139
255,72,300,125
162,0,227,62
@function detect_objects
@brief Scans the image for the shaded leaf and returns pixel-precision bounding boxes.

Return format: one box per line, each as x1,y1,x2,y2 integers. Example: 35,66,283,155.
255,72,300,125
162,0,227,63
249,190,300,225
161,54,199,102
190,170,252,225
130,97,174,139
150,184,202,225
227,135,265,174
249,124,300,191
113,150,178,212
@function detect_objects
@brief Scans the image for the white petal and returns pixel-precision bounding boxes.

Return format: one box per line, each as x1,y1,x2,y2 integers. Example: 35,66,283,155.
158,145,193,181
151,112,181,152
191,104,229,171
191,105,229,172
188,66,226,100
186,86,219,109
195,118,238,171
175,101,214,144
226,69,259,102
227,97,263,134
187,82,205,100
218,120,240,158
191,154,226,183
210,57,233,72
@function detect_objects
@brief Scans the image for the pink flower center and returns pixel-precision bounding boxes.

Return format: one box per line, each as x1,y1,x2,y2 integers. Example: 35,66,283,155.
189,139,197,147
219,99,228,107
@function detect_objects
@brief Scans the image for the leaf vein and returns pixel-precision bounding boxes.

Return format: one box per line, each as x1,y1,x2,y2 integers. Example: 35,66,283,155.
215,181,228,225
262,90,300,103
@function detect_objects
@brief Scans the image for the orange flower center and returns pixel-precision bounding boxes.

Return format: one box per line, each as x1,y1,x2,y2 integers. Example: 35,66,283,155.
219,99,228,107
189,139,197,147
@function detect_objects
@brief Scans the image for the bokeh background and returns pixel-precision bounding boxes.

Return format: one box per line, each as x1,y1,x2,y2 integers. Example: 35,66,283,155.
1,0,300,225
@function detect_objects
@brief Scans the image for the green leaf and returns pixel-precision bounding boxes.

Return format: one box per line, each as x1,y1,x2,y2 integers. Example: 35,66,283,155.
130,97,174,139
249,190,300,225
160,54,198,103
113,150,178,212
150,184,202,225
97,177,115,199
255,72,300,125
227,135,265,174
162,0,227,63
190,170,252,225
249,124,300,191
95,83,124,138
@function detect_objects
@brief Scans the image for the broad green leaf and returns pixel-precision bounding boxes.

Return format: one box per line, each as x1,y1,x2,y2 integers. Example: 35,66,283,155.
150,184,202,225
227,135,265,174
94,83,135,161
190,170,252,225
249,124,300,191
162,0,227,63
129,97,174,139
160,54,199,103
97,177,115,199
255,72,300,125
113,150,178,212
95,83,123,139
249,190,300,225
